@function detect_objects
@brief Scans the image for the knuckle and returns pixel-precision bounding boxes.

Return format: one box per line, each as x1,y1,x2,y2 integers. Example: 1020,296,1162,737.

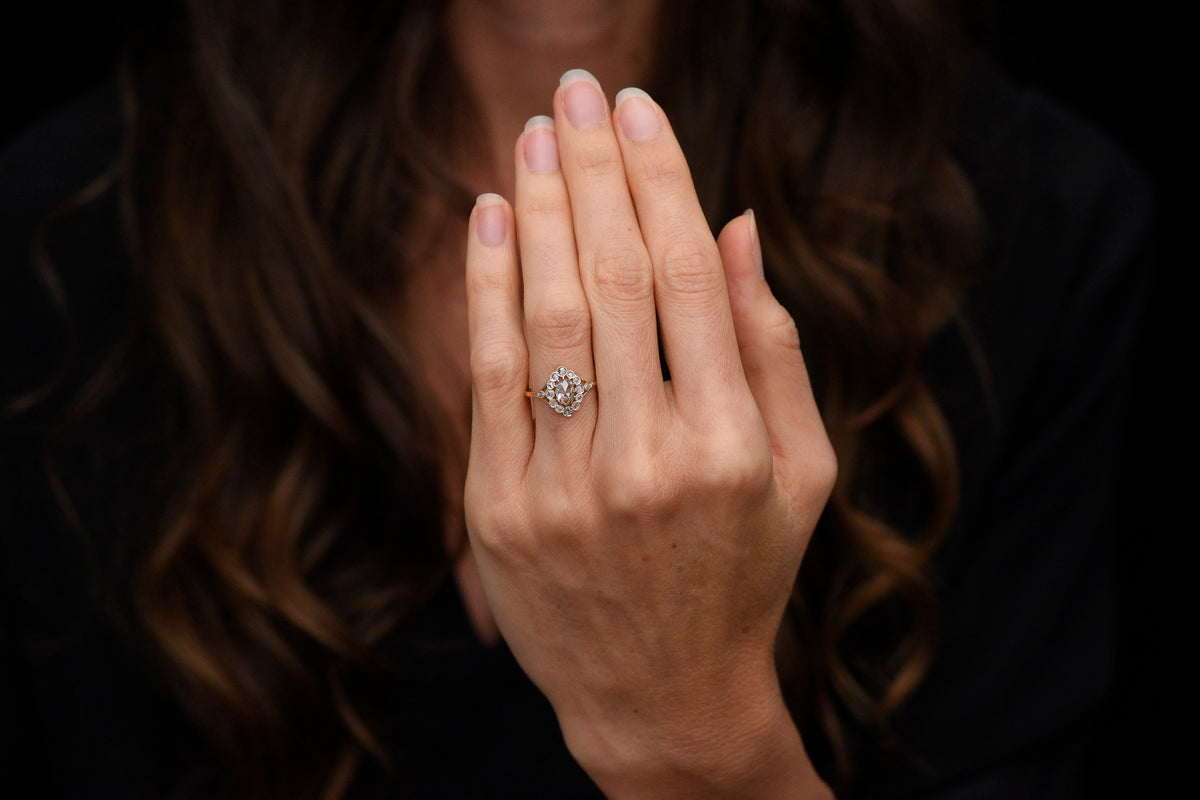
762,304,802,352
526,299,591,348
809,436,839,501
634,156,690,190
785,432,838,515
587,245,653,304
465,480,525,540
658,238,722,296
598,448,673,516
472,520,525,562
531,486,585,532
574,142,625,179
470,340,526,395
520,191,567,219
699,427,772,495
467,258,516,298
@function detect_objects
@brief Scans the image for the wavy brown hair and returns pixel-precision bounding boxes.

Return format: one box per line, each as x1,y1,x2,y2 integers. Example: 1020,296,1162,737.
101,0,980,796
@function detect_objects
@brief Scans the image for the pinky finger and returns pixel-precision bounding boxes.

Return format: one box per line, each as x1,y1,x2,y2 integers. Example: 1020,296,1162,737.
717,210,836,514
466,193,533,484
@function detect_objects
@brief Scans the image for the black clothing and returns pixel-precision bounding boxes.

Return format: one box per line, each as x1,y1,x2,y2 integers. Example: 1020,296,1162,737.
1,60,1151,798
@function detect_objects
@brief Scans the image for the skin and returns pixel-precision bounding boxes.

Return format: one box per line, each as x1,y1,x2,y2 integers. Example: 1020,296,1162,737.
442,3,838,795
463,73,837,798
427,0,664,643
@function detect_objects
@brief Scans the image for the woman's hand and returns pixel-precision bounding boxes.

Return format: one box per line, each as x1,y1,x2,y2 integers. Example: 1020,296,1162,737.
463,69,836,799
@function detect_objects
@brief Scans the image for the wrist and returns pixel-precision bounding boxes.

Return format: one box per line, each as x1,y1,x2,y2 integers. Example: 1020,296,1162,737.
559,674,833,800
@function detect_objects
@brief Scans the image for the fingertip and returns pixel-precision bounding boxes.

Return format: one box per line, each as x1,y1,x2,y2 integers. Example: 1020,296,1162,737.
520,117,561,174
475,192,508,209
524,115,555,133
613,87,661,141
717,211,759,287
746,208,764,279
474,193,511,247
558,68,608,128
559,68,602,90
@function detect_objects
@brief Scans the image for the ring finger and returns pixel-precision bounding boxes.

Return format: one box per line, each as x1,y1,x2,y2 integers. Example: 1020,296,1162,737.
516,115,598,454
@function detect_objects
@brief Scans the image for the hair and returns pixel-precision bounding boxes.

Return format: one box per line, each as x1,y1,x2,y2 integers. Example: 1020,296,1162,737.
48,0,980,796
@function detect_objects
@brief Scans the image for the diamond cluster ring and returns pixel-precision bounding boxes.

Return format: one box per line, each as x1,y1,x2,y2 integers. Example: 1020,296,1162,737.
525,367,595,417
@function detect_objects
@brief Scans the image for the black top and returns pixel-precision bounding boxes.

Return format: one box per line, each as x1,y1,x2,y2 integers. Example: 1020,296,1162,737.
0,60,1152,799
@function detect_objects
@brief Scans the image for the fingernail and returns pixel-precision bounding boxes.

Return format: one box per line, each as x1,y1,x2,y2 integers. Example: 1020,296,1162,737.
614,88,660,141
523,116,559,173
560,69,606,128
476,194,507,246
745,208,764,278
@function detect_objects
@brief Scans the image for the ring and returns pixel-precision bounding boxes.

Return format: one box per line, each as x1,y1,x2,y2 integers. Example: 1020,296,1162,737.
525,366,595,417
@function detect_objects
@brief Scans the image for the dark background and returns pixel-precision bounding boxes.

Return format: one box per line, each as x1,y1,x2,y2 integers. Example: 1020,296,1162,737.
1,2,1176,795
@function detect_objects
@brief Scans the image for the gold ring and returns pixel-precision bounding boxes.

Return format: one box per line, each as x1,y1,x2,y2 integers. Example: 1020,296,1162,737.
525,367,595,417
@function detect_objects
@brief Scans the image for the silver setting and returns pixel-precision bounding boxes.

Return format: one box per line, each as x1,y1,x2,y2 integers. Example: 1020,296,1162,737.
532,366,595,417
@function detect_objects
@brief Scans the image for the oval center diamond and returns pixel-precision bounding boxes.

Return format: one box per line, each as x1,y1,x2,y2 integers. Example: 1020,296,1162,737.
552,377,572,405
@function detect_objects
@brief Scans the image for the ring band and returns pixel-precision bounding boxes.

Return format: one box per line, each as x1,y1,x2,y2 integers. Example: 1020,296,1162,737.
526,366,595,417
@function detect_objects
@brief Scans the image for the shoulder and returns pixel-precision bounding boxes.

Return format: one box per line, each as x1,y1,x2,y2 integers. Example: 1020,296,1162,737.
0,82,124,228
868,60,1156,798
0,83,128,404
953,55,1153,246
1,85,195,797
949,58,1153,423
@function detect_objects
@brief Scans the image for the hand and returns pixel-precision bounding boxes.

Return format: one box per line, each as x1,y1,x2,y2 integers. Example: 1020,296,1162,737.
463,69,836,799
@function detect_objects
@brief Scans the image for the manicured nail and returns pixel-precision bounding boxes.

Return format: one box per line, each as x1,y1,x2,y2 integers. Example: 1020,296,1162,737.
523,116,559,173
615,88,660,141
745,208,764,278
476,194,507,246
559,69,606,128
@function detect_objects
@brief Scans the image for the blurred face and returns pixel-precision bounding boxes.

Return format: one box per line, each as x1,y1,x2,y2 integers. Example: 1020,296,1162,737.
443,0,660,49
441,0,662,189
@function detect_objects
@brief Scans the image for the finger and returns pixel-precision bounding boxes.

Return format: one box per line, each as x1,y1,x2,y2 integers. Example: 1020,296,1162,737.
613,87,744,412
466,193,533,483
516,116,598,442
553,69,664,426
717,211,831,500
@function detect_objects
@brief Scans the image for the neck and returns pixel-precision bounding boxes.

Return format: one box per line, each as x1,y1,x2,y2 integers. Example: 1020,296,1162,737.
442,0,662,196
